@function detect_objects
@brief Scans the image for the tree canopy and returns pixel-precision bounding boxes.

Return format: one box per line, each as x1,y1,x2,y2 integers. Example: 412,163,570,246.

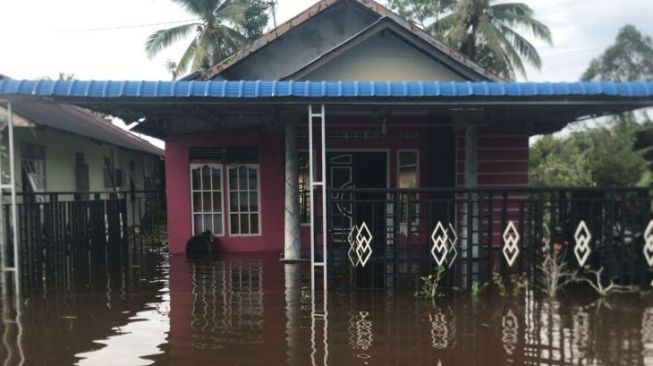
145,0,270,79
530,25,653,188
387,0,552,79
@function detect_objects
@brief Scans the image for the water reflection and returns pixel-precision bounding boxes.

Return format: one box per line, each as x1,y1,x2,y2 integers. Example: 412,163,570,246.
0,253,652,365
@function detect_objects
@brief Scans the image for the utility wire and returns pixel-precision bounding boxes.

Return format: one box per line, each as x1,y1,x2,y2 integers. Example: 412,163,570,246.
55,19,201,33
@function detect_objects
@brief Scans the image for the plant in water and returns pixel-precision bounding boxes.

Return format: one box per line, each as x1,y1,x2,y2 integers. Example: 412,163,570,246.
511,273,529,297
415,266,446,299
576,266,639,297
492,271,508,297
537,247,576,298
470,281,489,299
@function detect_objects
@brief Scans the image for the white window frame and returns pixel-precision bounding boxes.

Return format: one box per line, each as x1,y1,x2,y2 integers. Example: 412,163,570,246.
397,149,420,227
227,164,262,237
190,163,225,236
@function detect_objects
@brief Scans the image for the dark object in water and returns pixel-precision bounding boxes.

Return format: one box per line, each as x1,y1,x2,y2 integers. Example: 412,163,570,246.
185,231,218,256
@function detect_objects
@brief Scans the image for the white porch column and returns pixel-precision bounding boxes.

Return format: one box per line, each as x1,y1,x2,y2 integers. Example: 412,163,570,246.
284,123,302,260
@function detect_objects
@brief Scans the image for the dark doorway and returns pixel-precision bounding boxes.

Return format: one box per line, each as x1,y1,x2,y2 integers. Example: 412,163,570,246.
327,151,387,288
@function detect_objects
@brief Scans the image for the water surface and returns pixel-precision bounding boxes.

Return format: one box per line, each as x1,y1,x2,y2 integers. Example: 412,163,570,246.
1,253,651,365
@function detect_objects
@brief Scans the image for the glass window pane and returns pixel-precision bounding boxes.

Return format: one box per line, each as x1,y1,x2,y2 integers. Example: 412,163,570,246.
230,192,239,212
202,165,211,190
239,192,249,211
192,168,201,190
238,166,248,189
203,215,212,233
211,167,221,191
240,214,250,234
212,192,222,212
248,168,257,189
249,192,258,211
203,193,212,212
193,192,202,213
229,168,237,189
250,214,259,234
193,214,203,234
231,214,239,234
214,214,223,235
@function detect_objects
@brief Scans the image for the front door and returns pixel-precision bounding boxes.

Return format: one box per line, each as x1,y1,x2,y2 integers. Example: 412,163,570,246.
328,151,387,288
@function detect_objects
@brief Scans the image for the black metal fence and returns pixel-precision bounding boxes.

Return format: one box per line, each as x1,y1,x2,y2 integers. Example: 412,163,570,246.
326,187,653,290
2,190,166,290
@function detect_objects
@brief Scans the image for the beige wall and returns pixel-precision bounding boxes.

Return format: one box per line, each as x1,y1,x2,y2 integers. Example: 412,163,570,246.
11,126,160,193
304,32,465,81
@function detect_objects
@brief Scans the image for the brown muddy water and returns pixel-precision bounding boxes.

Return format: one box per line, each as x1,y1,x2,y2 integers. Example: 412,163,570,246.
1,252,652,366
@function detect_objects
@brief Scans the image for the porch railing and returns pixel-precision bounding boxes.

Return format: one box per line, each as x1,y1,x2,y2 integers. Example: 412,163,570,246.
326,187,653,290
2,190,166,289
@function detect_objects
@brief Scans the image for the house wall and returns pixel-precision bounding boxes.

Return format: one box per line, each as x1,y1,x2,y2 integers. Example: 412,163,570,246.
12,126,160,193
304,32,464,81
455,126,530,188
165,117,441,254
165,129,285,254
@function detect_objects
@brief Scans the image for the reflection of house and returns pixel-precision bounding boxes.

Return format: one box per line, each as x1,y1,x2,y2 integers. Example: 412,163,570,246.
0,100,163,195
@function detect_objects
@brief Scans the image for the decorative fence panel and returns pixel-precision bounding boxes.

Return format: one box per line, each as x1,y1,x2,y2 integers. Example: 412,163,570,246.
326,187,653,290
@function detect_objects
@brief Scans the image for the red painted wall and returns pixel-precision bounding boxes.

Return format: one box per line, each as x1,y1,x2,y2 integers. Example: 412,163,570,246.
165,129,285,254
164,121,530,254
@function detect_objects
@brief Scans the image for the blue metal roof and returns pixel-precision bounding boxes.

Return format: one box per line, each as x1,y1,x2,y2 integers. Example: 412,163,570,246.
1,80,653,99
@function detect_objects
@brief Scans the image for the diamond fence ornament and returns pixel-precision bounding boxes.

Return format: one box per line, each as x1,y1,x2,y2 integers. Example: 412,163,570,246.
355,222,373,267
430,221,449,266
347,225,360,267
644,219,653,267
502,221,520,267
447,223,458,268
574,220,592,267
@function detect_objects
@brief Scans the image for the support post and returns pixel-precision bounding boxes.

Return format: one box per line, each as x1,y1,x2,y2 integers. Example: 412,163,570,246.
283,123,302,261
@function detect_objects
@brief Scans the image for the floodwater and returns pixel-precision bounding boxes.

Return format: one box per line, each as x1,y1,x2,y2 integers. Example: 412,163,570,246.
1,252,652,366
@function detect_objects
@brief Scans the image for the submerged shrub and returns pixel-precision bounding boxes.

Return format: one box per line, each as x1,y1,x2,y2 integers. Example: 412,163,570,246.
415,266,446,299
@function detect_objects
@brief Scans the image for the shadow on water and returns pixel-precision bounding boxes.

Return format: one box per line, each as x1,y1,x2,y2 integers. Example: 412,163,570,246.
0,251,652,365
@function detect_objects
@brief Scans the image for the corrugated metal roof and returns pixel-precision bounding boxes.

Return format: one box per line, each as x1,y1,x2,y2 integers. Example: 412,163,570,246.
6,102,163,156
2,80,653,100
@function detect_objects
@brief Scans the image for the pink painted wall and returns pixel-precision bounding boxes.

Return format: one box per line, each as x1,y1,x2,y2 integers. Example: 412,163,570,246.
164,120,531,254
165,129,285,254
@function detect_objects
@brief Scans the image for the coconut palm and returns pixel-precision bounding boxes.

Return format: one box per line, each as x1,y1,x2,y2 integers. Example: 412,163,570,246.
435,0,552,79
145,0,269,79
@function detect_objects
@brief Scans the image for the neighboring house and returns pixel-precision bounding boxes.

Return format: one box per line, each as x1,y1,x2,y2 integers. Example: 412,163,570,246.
1,0,652,290
0,100,163,195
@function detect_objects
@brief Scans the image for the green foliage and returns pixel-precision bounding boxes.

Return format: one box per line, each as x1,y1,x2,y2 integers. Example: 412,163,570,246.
581,25,653,82
146,0,270,79
388,0,552,79
511,273,529,297
530,118,651,187
469,280,488,298
415,266,446,299
491,271,508,297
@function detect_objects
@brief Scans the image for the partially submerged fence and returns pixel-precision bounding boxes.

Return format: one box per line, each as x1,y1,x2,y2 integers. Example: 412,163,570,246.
327,187,653,290
2,190,166,289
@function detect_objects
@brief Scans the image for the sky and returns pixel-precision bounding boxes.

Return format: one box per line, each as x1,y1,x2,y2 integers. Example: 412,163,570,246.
1,0,653,145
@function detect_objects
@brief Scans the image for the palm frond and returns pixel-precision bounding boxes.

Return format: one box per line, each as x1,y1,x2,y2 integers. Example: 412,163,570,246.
491,4,552,44
499,24,543,69
175,36,201,79
145,23,199,58
171,0,221,16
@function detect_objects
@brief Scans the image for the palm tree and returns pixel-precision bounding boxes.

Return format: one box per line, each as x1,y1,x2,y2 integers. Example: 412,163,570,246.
145,0,269,79
434,0,552,79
